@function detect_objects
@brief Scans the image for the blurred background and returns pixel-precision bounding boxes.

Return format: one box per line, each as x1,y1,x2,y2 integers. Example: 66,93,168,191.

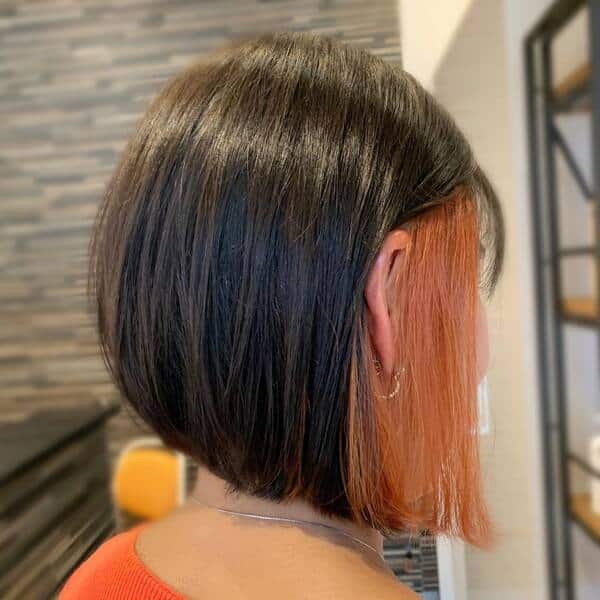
0,0,598,598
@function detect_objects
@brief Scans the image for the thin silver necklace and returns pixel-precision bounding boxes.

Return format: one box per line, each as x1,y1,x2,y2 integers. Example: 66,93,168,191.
190,495,382,558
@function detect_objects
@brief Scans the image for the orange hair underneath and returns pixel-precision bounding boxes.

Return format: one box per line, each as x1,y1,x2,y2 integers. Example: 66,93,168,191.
347,192,493,548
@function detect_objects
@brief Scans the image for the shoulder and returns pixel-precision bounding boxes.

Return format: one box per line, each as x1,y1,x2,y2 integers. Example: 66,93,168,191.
59,524,182,600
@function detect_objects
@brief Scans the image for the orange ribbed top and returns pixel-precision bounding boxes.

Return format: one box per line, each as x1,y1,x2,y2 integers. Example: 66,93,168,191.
59,524,185,600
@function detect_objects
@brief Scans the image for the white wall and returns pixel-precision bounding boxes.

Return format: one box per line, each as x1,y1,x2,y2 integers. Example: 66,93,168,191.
399,0,475,92
400,1,548,598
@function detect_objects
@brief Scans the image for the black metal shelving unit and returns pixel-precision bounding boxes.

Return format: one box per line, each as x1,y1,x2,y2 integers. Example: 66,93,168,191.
526,1,600,599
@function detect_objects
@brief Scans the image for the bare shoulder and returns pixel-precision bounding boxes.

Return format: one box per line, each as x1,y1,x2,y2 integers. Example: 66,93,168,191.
136,505,421,600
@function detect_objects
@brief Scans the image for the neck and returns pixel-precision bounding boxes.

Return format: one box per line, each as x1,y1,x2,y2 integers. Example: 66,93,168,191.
189,465,384,556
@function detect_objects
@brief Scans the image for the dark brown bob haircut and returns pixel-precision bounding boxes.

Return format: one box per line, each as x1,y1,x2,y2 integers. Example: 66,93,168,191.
90,32,504,546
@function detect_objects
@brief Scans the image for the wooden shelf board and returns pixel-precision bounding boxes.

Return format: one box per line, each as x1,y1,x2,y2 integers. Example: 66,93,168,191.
554,62,591,103
562,297,598,321
571,493,600,544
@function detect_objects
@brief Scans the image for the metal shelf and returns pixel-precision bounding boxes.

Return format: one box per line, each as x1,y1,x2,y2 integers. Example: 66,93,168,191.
543,245,597,263
554,61,592,111
571,494,600,544
568,452,600,479
561,296,598,324
526,0,600,598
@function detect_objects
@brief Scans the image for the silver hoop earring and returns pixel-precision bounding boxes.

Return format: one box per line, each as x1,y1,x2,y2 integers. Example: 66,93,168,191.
376,366,405,399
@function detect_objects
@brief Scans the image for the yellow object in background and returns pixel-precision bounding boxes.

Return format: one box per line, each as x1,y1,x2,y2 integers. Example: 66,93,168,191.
112,438,186,521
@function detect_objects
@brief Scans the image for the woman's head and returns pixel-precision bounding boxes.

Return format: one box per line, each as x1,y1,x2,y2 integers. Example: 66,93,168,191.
90,32,503,546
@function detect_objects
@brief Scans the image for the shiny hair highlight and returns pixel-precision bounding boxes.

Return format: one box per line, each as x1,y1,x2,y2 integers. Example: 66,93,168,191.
89,32,504,547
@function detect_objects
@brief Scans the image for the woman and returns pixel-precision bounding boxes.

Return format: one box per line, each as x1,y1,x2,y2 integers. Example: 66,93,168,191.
61,31,503,599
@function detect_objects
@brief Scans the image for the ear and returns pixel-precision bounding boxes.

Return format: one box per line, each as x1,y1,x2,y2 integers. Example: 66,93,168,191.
364,229,411,376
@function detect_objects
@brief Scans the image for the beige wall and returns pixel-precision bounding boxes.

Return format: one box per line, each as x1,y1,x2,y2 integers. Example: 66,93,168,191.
399,0,474,91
